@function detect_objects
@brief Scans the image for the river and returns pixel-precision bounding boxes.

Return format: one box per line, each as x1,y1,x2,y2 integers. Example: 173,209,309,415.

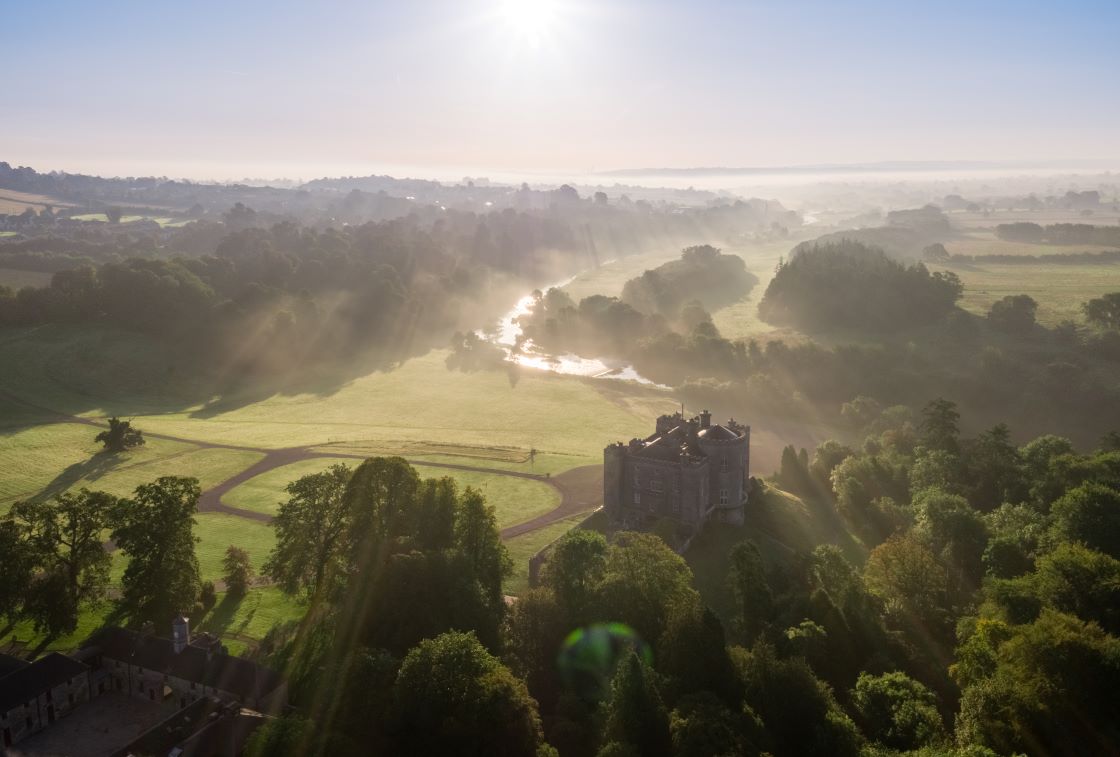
478,273,667,388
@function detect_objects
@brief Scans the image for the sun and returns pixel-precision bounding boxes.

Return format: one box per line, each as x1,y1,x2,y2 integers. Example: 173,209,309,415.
499,0,560,45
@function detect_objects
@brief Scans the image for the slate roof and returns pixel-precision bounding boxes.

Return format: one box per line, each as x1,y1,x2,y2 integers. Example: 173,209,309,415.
0,652,28,679
634,423,706,461
0,652,88,712
698,424,739,441
84,628,283,703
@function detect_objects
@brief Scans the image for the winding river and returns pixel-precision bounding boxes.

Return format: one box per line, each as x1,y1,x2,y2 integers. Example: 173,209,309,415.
478,273,666,388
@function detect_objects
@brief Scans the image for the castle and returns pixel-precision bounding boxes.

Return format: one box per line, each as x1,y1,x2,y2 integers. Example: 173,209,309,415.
604,410,750,539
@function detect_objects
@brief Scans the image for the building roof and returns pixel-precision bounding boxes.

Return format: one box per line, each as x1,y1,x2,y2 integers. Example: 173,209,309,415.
0,652,28,679
84,628,284,702
634,424,706,462
0,652,89,711
698,424,739,441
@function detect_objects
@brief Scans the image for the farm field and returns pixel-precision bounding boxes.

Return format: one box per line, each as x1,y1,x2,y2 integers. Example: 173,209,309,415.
0,267,52,289
948,207,1120,229
0,189,74,215
69,213,188,227
931,260,1120,326
944,232,1120,258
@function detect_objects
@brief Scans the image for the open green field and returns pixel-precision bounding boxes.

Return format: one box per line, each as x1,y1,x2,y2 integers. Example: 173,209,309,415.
945,233,1120,258
223,455,560,528
0,422,262,513
0,267,52,289
0,326,676,463
0,189,74,215
948,208,1120,230
0,231,18,238
932,260,1120,326
195,512,277,579
69,213,187,227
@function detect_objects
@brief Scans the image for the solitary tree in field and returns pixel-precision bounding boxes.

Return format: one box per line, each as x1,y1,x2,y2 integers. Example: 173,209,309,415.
96,417,145,452
223,545,254,595
105,206,123,224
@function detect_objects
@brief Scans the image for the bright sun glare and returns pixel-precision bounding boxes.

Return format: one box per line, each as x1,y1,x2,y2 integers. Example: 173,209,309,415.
499,0,559,45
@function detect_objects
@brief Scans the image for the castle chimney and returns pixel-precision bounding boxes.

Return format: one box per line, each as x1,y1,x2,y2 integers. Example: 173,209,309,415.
172,615,190,654
699,410,711,429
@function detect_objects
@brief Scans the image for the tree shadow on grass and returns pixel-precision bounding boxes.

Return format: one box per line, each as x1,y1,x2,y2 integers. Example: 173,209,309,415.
29,450,128,502
198,592,251,638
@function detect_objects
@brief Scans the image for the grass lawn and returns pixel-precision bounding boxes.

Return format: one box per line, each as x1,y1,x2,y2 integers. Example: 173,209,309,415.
0,422,261,512
127,350,676,457
562,244,687,301
931,261,1120,326
224,455,560,527
0,268,52,289
503,512,590,595
224,458,353,514
194,587,305,656
0,585,303,659
195,513,277,581
0,328,677,467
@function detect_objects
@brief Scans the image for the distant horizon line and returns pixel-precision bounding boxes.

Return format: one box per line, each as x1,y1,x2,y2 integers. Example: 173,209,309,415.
5,156,1120,189
599,158,1120,178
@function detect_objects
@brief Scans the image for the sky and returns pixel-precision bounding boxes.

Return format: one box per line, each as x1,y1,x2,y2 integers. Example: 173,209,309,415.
2,0,1119,181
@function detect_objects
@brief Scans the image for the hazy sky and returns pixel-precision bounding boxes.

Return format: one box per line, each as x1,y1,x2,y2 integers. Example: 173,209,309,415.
3,0,1119,180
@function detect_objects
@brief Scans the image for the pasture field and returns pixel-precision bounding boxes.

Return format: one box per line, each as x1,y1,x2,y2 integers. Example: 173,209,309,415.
944,231,1120,258
0,422,262,513
562,244,686,301
0,268,53,289
0,231,18,238
931,260,1120,326
0,327,675,461
0,189,74,215
223,455,561,528
708,240,804,342
69,213,187,227
948,207,1120,229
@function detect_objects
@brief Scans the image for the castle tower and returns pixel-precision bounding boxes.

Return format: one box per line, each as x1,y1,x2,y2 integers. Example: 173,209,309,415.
696,416,749,526
172,615,190,654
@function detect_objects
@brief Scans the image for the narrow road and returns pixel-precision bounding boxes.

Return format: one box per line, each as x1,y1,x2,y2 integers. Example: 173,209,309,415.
1,388,603,538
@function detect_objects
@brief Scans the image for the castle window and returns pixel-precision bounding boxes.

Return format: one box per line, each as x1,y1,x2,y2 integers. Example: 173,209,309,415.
721,458,728,473
651,479,663,492
672,496,680,514
720,488,729,505
633,492,641,505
